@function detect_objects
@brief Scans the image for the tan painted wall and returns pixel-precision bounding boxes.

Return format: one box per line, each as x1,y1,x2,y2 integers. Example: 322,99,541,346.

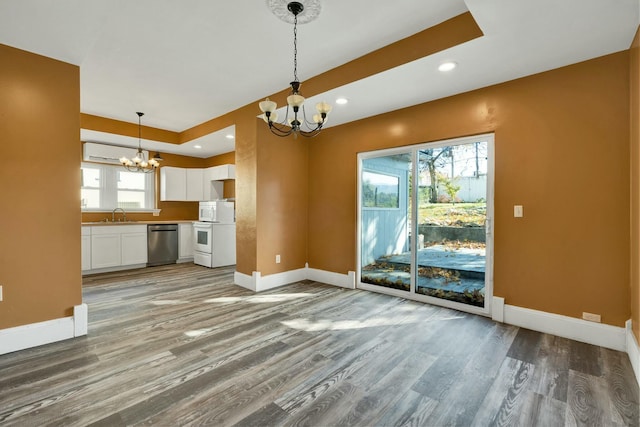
81,113,180,144
0,44,82,329
233,107,259,276
631,28,640,341
256,127,308,276
308,52,631,327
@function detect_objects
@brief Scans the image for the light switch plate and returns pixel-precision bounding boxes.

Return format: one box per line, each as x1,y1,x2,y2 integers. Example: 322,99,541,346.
582,312,601,323
0,285,3,302
275,254,281,264
514,205,524,218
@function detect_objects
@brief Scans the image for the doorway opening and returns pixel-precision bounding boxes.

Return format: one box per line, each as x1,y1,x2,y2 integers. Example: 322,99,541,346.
357,134,494,316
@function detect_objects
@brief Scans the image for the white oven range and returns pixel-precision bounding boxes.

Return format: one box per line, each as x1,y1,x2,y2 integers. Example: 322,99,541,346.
193,221,236,268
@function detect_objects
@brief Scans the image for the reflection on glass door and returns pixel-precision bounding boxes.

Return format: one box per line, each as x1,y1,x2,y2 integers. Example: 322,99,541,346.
415,141,488,307
360,153,412,292
358,135,493,314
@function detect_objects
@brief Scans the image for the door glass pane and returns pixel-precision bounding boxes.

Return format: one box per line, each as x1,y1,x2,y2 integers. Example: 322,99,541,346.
360,153,412,292
415,141,488,307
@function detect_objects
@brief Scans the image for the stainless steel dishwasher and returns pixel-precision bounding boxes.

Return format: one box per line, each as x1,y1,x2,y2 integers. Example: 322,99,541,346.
147,224,178,266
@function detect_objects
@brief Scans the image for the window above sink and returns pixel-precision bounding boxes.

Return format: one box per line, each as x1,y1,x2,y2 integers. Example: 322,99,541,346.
81,162,156,212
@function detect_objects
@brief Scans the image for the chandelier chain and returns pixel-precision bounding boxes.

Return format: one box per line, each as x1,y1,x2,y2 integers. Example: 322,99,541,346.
293,13,298,82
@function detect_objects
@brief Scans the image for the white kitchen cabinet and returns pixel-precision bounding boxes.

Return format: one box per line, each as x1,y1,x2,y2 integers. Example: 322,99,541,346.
203,164,234,200
91,232,121,269
160,166,187,201
121,229,148,265
178,222,194,261
203,180,224,201
81,227,91,271
186,169,204,201
161,167,208,201
207,164,235,180
88,225,147,271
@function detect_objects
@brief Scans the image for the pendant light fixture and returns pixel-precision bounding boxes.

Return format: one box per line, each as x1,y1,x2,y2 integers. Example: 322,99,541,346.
259,1,332,138
119,112,161,173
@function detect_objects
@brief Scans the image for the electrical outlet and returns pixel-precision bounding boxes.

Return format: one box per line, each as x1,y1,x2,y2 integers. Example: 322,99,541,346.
275,254,281,264
514,205,524,218
582,312,601,323
0,285,3,302
153,211,160,217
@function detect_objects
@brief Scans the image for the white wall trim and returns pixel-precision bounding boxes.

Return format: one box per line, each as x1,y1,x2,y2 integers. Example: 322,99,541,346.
491,296,504,323
234,271,257,292
501,303,626,351
255,268,307,292
0,304,89,355
306,264,356,289
74,303,88,337
234,267,356,292
626,319,640,386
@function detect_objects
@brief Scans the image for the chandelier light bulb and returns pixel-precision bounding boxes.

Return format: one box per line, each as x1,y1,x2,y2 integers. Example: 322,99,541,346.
287,94,305,108
259,98,277,113
316,101,332,114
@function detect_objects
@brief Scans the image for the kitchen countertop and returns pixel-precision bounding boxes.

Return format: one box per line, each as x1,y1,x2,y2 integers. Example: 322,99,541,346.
82,220,197,226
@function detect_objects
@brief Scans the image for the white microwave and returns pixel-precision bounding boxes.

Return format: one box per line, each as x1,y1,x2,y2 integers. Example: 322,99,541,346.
199,201,235,223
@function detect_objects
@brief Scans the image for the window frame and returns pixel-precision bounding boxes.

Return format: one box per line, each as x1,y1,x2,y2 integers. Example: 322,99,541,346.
81,162,156,212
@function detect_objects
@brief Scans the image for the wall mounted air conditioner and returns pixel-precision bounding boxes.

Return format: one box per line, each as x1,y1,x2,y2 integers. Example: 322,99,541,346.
83,142,147,165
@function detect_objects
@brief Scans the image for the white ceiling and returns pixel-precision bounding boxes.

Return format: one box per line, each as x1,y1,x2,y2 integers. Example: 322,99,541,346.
1,0,638,158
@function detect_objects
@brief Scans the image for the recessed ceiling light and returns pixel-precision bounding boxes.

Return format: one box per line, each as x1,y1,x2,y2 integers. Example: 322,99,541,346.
225,134,234,139
194,145,202,149
335,98,348,105
438,62,457,72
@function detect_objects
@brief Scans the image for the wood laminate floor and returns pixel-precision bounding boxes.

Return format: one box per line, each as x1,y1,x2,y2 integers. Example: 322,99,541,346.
0,263,638,426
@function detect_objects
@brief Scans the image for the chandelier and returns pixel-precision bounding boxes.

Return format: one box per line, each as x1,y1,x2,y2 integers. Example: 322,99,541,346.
258,1,332,138
119,112,162,173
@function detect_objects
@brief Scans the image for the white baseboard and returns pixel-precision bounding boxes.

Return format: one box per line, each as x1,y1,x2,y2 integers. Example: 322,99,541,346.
491,296,504,323
0,303,88,355
306,265,356,289
626,320,640,386
498,303,626,351
234,271,256,291
234,265,355,292
233,269,306,292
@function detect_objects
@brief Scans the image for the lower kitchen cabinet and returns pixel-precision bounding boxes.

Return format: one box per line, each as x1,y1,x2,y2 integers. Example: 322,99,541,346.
178,222,194,261
91,233,120,269
81,227,91,271
121,231,148,265
87,225,147,272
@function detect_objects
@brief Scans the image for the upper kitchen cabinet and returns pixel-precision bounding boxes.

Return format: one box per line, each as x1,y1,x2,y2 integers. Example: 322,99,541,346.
161,165,235,201
186,169,204,201
160,166,187,201
207,165,235,181
203,165,235,200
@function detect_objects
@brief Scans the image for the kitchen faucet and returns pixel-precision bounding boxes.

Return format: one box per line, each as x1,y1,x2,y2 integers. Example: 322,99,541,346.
112,207,127,222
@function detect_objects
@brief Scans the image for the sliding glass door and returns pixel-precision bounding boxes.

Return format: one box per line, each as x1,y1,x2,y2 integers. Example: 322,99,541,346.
358,134,494,315
360,153,412,293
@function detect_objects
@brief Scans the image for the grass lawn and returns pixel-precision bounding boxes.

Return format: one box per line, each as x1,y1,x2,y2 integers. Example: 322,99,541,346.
419,202,486,226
